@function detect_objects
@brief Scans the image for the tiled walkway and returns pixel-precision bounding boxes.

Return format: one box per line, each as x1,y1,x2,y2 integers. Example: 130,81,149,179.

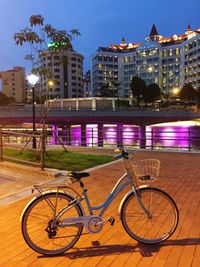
0,151,200,267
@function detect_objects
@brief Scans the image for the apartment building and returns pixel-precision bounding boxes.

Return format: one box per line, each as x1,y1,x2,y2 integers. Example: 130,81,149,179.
91,24,200,97
0,66,25,102
39,48,84,99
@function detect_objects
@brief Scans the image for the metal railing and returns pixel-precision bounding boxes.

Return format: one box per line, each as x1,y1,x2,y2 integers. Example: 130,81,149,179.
1,127,200,159
0,129,45,170
47,127,200,152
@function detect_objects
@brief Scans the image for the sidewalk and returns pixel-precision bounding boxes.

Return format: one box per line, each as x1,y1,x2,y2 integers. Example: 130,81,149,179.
0,150,200,266
0,161,62,205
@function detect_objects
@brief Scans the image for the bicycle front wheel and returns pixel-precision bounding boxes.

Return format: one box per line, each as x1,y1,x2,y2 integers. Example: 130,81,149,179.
21,192,83,255
121,187,179,244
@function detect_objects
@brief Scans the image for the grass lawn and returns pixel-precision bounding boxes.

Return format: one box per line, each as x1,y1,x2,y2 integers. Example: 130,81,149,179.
3,148,114,171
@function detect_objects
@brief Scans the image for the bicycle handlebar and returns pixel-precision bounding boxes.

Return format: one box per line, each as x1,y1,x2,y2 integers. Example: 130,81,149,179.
113,148,130,160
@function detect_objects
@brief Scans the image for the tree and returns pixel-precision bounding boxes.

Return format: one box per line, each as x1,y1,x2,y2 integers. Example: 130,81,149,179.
179,83,197,101
130,76,147,105
13,15,80,152
13,15,80,93
144,83,161,103
100,81,120,97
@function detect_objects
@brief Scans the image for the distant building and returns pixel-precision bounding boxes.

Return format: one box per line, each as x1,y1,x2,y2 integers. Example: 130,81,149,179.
83,70,91,97
39,48,84,99
91,24,200,97
0,66,25,102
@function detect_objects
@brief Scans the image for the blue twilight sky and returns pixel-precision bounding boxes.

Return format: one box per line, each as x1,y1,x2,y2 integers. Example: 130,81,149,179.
0,0,200,74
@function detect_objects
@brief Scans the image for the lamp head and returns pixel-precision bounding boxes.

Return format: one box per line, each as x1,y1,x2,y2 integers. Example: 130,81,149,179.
27,73,39,86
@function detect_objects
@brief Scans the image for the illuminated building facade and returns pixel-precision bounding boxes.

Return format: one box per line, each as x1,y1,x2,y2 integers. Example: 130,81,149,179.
40,49,84,99
0,66,25,102
91,24,200,97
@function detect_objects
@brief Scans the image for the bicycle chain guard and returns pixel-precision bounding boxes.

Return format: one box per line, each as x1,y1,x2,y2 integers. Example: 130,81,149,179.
87,216,103,233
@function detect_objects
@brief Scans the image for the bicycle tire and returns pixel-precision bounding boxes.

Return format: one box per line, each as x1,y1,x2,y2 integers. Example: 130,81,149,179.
21,192,83,255
120,187,179,244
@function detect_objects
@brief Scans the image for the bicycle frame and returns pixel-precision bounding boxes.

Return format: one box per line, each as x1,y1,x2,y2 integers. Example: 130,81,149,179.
56,158,141,232
84,172,131,217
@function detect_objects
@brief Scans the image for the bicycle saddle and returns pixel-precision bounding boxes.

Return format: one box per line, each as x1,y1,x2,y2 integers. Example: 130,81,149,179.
67,171,90,181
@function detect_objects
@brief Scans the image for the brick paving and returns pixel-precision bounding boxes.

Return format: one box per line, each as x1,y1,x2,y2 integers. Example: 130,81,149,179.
0,150,200,267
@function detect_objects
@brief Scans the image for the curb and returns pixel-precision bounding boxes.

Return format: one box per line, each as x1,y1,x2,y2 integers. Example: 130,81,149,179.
0,161,62,179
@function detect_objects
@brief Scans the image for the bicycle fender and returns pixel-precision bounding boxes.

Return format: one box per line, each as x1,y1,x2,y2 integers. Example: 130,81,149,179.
20,190,85,221
118,185,148,220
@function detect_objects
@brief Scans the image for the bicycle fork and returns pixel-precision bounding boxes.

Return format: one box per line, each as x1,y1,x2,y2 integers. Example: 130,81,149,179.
118,188,152,220
133,187,152,219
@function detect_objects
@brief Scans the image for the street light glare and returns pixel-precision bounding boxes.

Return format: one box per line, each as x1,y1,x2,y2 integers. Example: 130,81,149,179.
48,79,55,87
27,73,39,86
172,87,180,96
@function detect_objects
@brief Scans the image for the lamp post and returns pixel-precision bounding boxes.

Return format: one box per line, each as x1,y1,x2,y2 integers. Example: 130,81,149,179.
27,73,39,149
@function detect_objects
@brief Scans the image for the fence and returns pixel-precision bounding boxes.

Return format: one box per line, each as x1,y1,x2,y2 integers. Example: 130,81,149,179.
47,127,200,152
0,129,45,170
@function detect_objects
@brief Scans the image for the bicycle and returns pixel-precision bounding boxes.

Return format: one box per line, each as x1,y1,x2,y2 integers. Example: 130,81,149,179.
21,149,179,255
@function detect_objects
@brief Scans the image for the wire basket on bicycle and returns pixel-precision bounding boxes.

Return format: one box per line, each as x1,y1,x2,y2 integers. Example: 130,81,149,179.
132,159,160,183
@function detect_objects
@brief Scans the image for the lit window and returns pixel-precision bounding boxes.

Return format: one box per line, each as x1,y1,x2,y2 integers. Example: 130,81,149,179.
176,48,180,55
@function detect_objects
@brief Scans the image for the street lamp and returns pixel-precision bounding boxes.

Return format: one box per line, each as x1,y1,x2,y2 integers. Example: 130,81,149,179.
47,79,55,100
27,73,39,149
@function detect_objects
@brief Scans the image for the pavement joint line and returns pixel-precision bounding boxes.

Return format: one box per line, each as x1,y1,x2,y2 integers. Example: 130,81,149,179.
0,159,119,207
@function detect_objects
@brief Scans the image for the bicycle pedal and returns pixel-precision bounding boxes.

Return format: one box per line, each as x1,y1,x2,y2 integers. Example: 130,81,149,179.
108,217,115,226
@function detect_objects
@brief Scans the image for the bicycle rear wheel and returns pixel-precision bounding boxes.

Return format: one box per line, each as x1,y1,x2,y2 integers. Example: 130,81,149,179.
121,187,179,244
21,192,83,255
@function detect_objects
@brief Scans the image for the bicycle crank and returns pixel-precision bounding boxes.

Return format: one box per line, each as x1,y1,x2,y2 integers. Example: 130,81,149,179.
87,216,115,234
